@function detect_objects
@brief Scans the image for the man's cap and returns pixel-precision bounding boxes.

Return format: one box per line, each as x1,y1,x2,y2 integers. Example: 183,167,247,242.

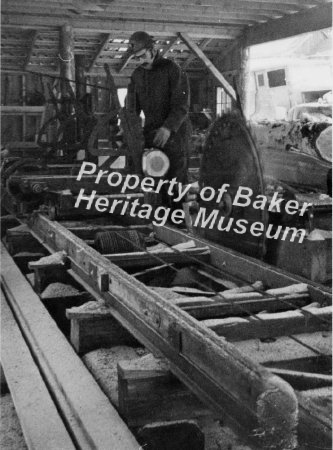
128,31,154,55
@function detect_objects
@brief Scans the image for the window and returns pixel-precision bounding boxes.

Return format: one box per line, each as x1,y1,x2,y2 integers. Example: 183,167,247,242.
216,87,232,116
267,69,286,88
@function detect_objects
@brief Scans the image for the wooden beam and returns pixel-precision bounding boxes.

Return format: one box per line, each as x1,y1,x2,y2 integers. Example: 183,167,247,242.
88,33,111,73
179,32,236,100
103,247,211,268
1,243,139,449
183,293,310,319
59,23,74,92
1,292,76,450
1,16,240,39
183,38,212,69
203,306,332,341
244,3,333,46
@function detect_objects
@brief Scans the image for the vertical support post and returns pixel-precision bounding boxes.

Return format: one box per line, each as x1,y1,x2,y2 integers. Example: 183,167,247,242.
75,54,87,144
59,23,75,94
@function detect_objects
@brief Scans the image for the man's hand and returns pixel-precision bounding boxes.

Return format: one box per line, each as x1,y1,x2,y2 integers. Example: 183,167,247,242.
153,127,171,148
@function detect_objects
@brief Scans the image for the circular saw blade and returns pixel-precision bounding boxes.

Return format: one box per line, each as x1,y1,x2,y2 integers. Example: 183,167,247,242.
197,113,268,258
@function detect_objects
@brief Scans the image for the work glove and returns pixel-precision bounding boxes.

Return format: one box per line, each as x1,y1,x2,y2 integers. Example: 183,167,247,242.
153,127,171,148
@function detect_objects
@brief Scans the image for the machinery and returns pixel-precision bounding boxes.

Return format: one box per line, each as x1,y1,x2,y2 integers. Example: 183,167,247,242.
1,71,331,282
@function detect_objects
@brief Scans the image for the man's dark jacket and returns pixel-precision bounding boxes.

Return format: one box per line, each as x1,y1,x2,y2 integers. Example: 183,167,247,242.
127,56,191,184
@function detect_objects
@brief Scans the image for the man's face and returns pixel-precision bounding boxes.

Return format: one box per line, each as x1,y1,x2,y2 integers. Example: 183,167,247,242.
133,48,155,69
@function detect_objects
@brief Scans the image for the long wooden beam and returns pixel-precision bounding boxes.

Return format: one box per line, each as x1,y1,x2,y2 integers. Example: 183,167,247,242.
1,4,285,23
1,292,75,450
179,32,237,100
183,38,212,69
243,3,332,46
204,306,331,341
25,212,299,449
1,16,240,39
2,0,323,12
1,243,139,450
88,32,111,73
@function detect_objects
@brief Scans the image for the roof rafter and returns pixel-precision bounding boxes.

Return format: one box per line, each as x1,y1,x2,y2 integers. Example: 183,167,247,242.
88,33,111,72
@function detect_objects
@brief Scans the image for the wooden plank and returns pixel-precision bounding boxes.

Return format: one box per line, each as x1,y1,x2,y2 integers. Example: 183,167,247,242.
1,0,321,11
203,306,331,341
0,243,139,450
183,293,310,319
1,290,75,450
104,247,210,268
66,223,153,240
1,106,45,113
183,38,212,69
179,32,236,100
243,3,333,46
88,33,111,73
1,16,240,39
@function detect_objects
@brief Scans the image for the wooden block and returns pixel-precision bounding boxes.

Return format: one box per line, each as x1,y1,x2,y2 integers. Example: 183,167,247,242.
138,420,205,450
28,252,69,294
117,354,211,427
66,301,137,354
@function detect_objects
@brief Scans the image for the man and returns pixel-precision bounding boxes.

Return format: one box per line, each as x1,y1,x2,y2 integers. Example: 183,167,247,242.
126,31,192,202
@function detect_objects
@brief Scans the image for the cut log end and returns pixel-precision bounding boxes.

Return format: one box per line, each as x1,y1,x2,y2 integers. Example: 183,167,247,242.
256,375,298,450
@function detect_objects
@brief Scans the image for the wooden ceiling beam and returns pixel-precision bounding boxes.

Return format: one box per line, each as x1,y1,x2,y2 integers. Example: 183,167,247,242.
243,2,332,46
179,32,236,100
99,2,298,17
24,30,38,70
182,38,212,69
88,33,111,72
100,0,323,8
1,7,271,25
2,16,240,39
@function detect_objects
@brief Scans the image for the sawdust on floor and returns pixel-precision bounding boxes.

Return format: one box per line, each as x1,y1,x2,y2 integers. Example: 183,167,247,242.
0,393,27,450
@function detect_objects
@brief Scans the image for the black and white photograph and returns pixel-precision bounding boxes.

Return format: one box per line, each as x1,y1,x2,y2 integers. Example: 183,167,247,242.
0,1,332,449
